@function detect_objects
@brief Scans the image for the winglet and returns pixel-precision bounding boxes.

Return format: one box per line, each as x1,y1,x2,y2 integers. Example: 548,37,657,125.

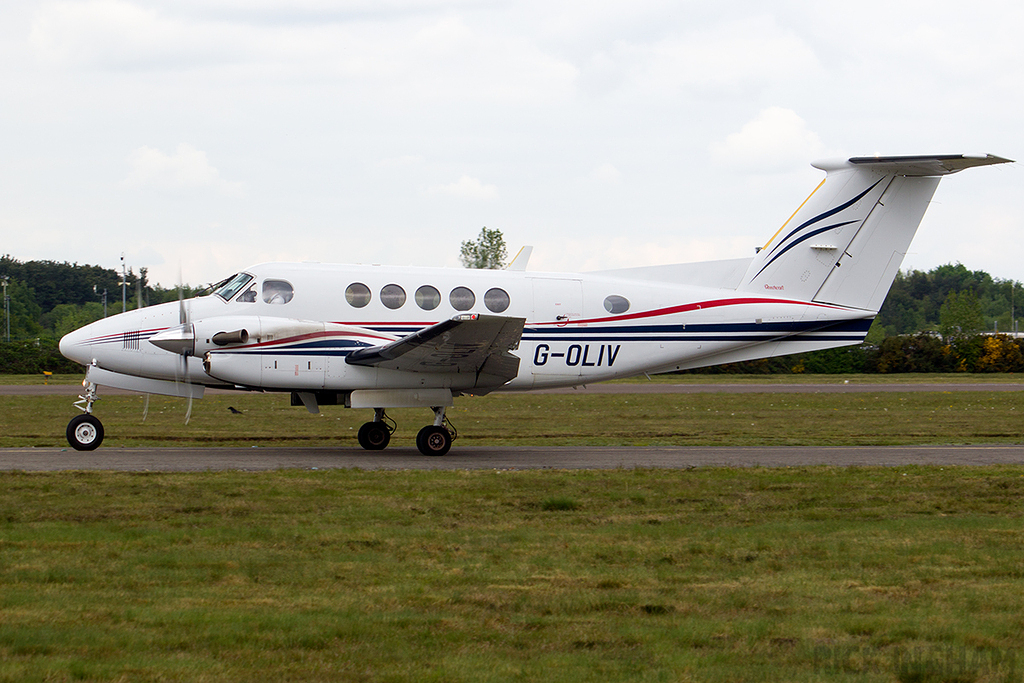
506,246,533,271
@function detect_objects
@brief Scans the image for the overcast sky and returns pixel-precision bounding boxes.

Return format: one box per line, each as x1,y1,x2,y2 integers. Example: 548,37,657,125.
1,0,1021,288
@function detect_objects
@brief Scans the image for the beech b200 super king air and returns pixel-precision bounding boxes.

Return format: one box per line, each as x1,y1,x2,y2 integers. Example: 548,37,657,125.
59,154,1011,455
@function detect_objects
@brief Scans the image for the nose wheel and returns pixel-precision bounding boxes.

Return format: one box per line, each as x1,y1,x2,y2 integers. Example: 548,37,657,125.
67,414,104,451
67,378,104,451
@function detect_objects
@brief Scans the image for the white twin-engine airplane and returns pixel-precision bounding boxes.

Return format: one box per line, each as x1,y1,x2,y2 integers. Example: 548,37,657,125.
60,154,1010,455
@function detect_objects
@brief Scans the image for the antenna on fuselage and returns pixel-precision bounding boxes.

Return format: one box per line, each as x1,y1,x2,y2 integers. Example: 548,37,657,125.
506,246,533,271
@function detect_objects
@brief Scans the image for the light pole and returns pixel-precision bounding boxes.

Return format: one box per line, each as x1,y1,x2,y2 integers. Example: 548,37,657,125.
120,253,127,314
1012,281,1017,335
94,284,108,318
2,276,9,342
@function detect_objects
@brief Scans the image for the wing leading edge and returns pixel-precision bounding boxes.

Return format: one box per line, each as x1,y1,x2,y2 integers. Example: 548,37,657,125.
346,314,526,391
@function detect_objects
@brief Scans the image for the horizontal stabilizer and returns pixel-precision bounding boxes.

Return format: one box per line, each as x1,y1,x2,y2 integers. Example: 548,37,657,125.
845,153,1012,176
346,314,526,389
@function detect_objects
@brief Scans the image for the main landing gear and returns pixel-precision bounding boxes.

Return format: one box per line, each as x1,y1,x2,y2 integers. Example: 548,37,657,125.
67,380,104,451
357,406,456,456
356,409,394,450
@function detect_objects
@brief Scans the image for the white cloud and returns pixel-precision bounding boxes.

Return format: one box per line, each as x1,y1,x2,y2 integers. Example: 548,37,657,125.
124,144,244,196
28,3,578,106
4,1,1023,289
590,162,622,184
529,234,760,273
376,155,424,169
29,0,233,69
596,15,821,98
709,107,828,173
426,175,498,201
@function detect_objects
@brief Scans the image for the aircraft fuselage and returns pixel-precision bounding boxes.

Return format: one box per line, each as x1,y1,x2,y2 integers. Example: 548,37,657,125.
59,262,869,394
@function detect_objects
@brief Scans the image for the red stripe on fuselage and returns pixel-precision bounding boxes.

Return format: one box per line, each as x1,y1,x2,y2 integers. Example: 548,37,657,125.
533,297,849,327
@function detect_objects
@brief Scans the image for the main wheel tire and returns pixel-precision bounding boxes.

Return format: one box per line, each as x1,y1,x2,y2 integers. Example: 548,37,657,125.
416,425,452,456
67,414,104,451
357,422,391,450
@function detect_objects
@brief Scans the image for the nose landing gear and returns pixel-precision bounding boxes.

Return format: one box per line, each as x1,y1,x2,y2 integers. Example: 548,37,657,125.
67,380,104,451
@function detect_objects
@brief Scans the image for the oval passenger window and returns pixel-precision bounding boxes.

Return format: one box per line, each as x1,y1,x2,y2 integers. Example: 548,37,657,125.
603,295,630,314
449,287,475,311
415,285,441,311
484,288,510,313
346,283,371,308
380,284,407,310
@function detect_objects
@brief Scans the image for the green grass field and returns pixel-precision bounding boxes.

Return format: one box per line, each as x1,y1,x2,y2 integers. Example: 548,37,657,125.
2,376,1023,681
1,467,1022,682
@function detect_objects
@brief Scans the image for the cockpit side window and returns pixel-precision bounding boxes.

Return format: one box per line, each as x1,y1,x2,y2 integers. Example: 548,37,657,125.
237,284,257,303
214,273,254,301
263,279,294,304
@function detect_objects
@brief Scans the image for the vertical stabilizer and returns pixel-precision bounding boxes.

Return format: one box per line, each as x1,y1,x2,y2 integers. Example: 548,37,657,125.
738,154,1010,312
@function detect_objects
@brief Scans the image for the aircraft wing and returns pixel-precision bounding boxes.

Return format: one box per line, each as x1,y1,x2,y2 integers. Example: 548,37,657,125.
345,314,526,389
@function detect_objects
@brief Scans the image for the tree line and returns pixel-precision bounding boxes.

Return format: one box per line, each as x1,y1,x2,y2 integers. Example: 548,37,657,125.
0,255,203,342
876,263,1019,337
1,254,1022,374
680,334,1024,375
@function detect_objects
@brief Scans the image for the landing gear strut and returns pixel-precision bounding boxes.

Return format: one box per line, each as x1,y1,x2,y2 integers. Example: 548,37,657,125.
67,380,104,451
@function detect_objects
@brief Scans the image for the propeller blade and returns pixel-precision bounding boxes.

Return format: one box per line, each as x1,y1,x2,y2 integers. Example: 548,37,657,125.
178,264,187,325
176,261,194,426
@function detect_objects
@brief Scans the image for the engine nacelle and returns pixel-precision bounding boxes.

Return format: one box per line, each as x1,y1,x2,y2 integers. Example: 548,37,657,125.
198,317,397,389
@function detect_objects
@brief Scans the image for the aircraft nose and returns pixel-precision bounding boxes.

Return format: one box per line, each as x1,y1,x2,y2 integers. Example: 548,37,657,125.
59,324,100,366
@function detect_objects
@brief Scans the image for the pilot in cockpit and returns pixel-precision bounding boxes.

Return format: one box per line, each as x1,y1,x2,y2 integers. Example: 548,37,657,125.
262,279,294,305
237,285,257,303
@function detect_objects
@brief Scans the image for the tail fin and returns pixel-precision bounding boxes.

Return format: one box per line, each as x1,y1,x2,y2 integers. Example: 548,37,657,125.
739,154,1011,312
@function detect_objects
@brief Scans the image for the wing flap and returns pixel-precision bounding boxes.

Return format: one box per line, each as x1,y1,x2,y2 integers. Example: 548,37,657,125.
346,314,526,388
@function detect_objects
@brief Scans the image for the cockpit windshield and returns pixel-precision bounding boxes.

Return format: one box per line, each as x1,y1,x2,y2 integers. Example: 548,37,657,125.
214,273,254,301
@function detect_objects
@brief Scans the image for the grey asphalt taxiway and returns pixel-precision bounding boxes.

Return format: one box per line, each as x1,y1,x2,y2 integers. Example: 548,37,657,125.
3,444,1024,471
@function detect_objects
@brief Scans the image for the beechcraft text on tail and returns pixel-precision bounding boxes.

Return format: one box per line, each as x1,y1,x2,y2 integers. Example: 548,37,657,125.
59,153,1012,455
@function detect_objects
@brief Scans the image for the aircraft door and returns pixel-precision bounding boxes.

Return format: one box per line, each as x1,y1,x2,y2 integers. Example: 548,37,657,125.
531,277,583,324
528,277,585,386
